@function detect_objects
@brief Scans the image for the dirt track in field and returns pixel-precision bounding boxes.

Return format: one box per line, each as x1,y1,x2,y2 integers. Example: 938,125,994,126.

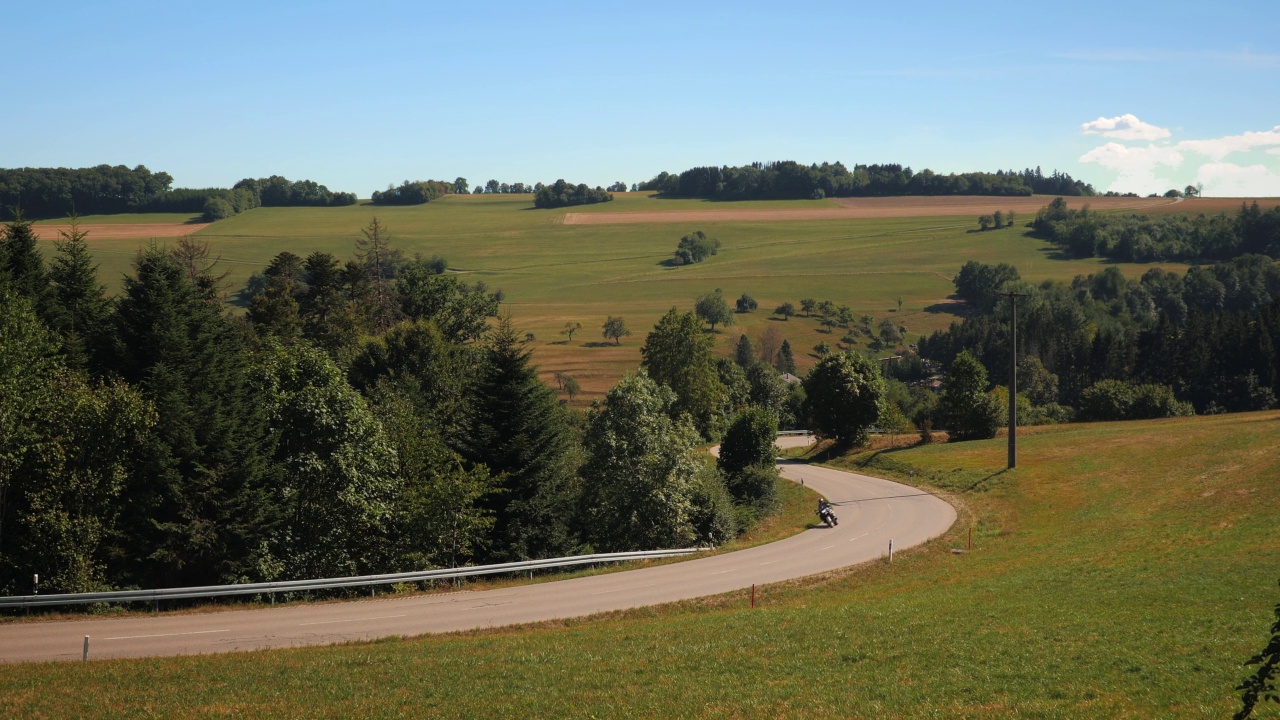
32,223,208,241
561,195,1177,225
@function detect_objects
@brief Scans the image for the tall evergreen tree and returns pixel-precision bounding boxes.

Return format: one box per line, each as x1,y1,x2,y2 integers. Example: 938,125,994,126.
47,216,109,370
109,246,271,587
777,339,797,374
300,251,362,360
464,317,580,560
0,209,51,311
735,333,755,368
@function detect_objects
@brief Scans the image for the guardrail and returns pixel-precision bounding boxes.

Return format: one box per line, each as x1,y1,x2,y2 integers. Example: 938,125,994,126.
776,430,812,436
0,548,705,610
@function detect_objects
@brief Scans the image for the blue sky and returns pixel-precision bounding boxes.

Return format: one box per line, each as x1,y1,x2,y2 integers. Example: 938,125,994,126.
5,1,1278,196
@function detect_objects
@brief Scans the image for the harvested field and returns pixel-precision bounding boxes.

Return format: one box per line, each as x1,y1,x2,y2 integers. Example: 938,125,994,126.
1139,196,1280,214
562,194,1175,225
31,222,207,241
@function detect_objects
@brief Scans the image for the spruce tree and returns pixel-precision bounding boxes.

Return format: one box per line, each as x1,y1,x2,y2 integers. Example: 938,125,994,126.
0,209,52,312
109,246,271,587
47,216,109,370
777,339,797,374
463,317,580,560
735,333,755,368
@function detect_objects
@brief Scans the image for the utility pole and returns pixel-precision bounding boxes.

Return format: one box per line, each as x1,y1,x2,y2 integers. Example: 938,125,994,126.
998,290,1028,469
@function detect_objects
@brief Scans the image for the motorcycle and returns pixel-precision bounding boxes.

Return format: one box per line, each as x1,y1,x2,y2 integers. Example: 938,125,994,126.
818,504,838,528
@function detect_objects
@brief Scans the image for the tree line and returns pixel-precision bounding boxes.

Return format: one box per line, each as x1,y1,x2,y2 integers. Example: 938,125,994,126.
1033,197,1280,263
533,179,613,209
203,175,359,220
0,165,174,219
370,179,455,206
0,166,359,221
917,257,1280,431
0,215,800,598
636,161,1095,201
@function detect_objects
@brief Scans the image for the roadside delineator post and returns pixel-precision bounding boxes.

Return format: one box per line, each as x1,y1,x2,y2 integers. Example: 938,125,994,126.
888,539,894,563
82,635,89,661
751,584,756,609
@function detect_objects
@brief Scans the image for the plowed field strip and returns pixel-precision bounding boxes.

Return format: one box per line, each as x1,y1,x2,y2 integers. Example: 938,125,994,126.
562,195,1178,225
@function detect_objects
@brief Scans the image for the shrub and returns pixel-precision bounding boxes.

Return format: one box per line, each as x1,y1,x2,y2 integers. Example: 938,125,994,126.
202,197,235,222
1078,379,1194,421
689,465,738,545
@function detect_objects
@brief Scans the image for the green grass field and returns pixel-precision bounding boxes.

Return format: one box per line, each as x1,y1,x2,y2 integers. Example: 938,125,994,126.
42,193,1193,401
2,412,1276,718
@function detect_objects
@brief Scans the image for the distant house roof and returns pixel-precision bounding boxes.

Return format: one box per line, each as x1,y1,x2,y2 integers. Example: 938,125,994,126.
780,372,802,385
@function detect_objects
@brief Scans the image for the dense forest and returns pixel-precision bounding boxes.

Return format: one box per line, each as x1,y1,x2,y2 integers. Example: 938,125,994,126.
917,257,1280,426
0,165,174,219
1033,197,1280,262
0,166,358,221
637,162,1094,200
0,214,792,598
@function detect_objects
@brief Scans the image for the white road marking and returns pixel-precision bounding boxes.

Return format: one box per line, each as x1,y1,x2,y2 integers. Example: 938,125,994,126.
710,569,735,575
758,560,779,566
820,545,836,550
299,614,407,626
849,532,872,542
105,629,230,640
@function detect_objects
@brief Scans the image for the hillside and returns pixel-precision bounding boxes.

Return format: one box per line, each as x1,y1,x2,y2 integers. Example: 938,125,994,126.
27,192,1211,401
2,412,1276,718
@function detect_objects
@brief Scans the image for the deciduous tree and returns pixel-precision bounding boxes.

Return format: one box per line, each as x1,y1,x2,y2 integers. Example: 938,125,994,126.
602,316,631,345
580,373,703,551
641,308,729,437
803,351,886,447
695,288,734,331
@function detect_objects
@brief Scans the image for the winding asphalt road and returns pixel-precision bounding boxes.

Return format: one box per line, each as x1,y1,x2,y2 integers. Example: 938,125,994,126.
0,436,955,663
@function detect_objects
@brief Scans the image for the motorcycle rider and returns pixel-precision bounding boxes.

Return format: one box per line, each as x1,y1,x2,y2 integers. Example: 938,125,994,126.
817,498,836,526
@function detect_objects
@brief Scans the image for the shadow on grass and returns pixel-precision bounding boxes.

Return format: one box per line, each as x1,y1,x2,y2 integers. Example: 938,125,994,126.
923,300,973,318
583,341,617,348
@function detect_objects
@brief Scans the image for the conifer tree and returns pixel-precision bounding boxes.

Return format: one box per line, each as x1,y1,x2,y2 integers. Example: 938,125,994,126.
777,339,797,374
0,209,51,312
47,216,109,370
735,333,755,368
109,246,271,587
463,317,580,560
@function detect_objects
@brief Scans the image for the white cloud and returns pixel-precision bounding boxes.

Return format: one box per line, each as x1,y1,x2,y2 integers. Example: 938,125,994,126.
1177,125,1280,160
1269,147,1280,156
1081,114,1171,141
1194,162,1280,197
1079,142,1183,192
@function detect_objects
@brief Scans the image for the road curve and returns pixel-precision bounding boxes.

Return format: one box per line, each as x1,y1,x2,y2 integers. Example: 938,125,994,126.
0,437,955,663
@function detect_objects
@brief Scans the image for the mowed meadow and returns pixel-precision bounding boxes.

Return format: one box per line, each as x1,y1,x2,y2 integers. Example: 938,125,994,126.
3,411,1276,718
34,192,1211,398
